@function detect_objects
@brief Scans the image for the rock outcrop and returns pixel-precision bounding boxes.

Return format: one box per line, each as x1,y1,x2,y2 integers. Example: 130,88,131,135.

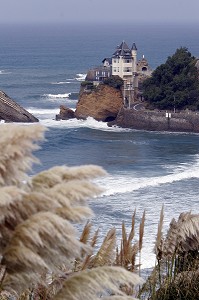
109,107,199,133
75,84,123,122
56,105,75,120
0,91,38,122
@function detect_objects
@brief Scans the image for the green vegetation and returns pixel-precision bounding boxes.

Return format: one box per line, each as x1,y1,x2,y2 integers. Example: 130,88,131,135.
81,80,94,89
104,75,124,89
143,47,199,110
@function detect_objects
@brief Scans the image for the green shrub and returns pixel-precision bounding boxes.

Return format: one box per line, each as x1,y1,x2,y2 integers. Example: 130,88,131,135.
104,75,124,89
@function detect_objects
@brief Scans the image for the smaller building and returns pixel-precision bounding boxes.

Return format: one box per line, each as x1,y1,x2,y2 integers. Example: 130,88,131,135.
102,58,112,68
86,66,111,83
137,55,152,78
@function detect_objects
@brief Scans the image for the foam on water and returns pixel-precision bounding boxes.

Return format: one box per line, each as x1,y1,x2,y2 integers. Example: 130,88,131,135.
37,116,131,132
92,156,199,268
43,93,71,99
51,81,72,85
99,158,199,196
28,108,60,116
75,73,86,81
0,70,10,75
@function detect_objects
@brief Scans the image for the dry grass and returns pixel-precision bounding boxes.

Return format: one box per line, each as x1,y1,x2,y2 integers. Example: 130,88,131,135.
116,210,139,272
139,209,199,300
0,123,143,300
53,266,143,300
155,205,164,261
0,124,45,187
2,123,197,300
163,211,199,256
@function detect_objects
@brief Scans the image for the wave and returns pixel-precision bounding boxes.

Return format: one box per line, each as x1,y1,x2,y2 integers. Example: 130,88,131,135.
27,108,60,115
98,161,199,197
37,116,130,132
43,93,71,99
75,73,86,81
51,81,72,85
0,70,11,75
93,157,199,269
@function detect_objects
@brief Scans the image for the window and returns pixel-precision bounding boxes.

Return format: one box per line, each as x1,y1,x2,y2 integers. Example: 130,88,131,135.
123,67,132,72
125,59,132,63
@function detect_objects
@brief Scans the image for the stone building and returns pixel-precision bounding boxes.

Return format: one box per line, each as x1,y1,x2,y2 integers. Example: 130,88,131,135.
86,41,151,82
85,41,152,106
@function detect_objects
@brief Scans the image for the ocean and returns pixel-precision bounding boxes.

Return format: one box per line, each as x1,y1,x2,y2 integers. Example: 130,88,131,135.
0,22,199,269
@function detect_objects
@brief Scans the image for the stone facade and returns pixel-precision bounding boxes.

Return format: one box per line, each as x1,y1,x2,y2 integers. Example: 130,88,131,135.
85,41,152,85
109,108,199,133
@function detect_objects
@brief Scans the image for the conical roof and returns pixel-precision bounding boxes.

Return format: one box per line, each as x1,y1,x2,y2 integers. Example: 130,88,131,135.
112,41,132,58
131,43,137,51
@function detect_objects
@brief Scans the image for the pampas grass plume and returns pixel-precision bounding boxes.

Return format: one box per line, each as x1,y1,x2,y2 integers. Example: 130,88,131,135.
0,124,45,186
54,266,143,300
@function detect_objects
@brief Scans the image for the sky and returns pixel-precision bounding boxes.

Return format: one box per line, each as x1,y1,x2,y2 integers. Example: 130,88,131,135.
0,0,199,24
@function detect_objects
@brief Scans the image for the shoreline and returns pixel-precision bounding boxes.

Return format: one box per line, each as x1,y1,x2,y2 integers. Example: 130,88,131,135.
108,106,199,133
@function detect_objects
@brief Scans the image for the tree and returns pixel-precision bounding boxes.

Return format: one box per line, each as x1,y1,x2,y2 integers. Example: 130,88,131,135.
143,47,199,110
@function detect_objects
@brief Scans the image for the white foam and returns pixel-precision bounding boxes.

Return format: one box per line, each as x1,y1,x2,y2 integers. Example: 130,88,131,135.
0,70,10,75
93,158,199,269
51,81,72,85
37,116,130,132
43,93,71,99
75,73,86,81
98,160,199,197
27,108,60,115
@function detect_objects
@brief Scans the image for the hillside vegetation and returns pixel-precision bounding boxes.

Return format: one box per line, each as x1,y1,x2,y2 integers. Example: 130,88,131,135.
143,47,199,110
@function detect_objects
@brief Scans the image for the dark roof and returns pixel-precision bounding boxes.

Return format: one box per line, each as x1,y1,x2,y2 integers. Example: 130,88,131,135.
112,41,132,58
102,57,112,64
131,43,137,51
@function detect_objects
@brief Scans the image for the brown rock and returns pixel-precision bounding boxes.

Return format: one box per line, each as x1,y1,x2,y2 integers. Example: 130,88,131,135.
75,84,123,122
56,105,75,120
0,90,38,122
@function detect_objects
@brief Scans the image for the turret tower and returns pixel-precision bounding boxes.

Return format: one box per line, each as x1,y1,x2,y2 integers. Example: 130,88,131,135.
131,43,137,74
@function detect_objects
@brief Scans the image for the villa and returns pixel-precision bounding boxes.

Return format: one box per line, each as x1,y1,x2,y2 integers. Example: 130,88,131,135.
85,41,152,105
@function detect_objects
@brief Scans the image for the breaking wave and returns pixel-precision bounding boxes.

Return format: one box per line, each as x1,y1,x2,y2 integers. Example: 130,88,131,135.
43,93,71,98
51,81,72,85
0,70,10,75
99,160,199,197
75,73,86,81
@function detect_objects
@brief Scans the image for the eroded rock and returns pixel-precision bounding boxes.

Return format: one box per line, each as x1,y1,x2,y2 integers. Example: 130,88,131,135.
0,91,38,123
74,84,123,122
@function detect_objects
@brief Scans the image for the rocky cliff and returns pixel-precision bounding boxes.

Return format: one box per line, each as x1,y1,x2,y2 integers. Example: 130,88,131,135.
56,105,75,120
0,91,38,122
75,84,123,122
109,107,199,133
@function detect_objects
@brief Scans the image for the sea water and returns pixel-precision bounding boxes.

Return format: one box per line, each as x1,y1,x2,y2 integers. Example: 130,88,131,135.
0,22,199,268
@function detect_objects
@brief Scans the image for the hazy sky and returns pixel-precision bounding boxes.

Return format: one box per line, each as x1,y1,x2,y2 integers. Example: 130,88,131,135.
1,0,199,24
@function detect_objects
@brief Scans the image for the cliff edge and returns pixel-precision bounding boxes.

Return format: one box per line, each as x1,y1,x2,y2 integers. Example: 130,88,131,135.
74,84,123,122
0,91,38,123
